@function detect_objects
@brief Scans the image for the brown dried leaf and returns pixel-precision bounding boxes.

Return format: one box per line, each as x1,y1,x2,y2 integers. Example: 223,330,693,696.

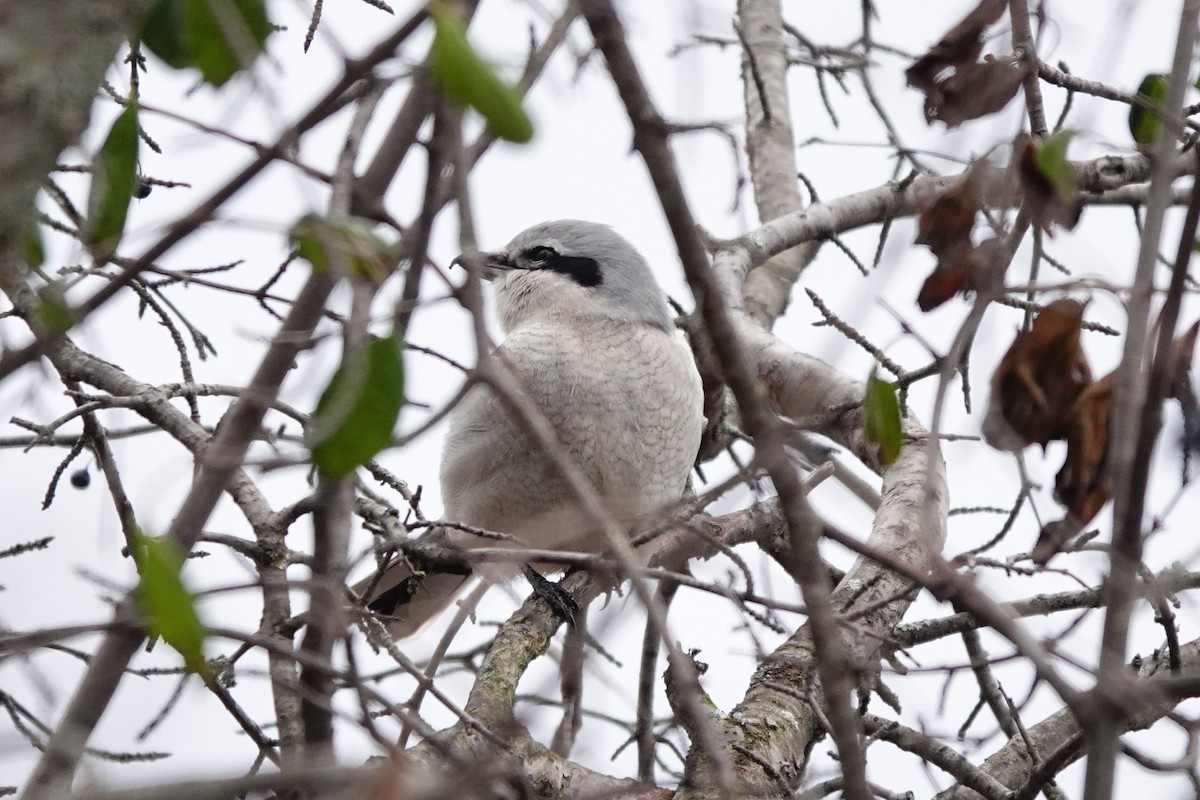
983,299,1093,450
1032,369,1116,565
915,169,983,310
1054,370,1115,521
917,238,1005,312
906,0,1016,127
930,56,1029,128
1016,133,1083,233
906,0,1008,93
1035,322,1199,565
916,170,981,256
917,251,971,312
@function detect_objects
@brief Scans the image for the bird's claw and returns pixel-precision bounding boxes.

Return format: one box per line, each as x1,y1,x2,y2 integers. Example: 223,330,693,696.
521,563,580,625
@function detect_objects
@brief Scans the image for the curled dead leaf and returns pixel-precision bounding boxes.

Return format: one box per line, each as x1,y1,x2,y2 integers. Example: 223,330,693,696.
906,0,1008,95
917,237,1005,311
1036,322,1200,565
982,299,1093,450
926,56,1029,128
917,252,971,312
916,170,981,256
914,167,1008,311
1016,132,1083,234
906,0,1022,128
1053,370,1116,527
1032,368,1111,566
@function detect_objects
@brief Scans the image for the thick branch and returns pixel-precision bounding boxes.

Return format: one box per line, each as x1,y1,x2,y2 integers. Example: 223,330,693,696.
734,152,1184,279
737,0,820,328
937,639,1200,800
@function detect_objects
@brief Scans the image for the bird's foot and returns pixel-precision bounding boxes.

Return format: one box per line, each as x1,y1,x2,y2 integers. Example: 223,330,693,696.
521,564,579,625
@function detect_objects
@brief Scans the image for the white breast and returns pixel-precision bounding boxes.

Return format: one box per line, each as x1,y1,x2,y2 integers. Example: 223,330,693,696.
438,314,704,556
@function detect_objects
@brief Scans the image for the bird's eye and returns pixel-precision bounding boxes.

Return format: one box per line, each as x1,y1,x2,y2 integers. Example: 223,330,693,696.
525,246,557,263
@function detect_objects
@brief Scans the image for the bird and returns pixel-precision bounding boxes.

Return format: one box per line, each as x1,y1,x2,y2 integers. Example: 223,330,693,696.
354,220,705,638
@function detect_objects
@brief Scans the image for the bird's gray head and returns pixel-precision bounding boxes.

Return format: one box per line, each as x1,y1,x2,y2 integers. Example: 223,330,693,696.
478,220,675,334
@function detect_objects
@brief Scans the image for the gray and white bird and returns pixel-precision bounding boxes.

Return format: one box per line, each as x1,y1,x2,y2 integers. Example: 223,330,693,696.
356,220,705,638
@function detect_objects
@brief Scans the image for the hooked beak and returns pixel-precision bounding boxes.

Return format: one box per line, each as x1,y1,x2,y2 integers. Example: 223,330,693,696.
450,251,515,281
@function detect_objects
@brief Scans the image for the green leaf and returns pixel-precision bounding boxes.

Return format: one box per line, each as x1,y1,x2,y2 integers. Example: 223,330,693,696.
140,0,272,87
427,2,534,143
22,218,45,268
1129,73,1169,146
864,368,902,466
140,0,189,68
289,214,394,281
185,0,271,86
1032,129,1077,201
130,530,208,675
85,103,140,260
308,334,405,479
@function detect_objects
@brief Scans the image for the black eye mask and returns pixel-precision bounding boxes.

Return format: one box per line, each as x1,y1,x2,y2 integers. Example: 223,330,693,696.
519,246,602,288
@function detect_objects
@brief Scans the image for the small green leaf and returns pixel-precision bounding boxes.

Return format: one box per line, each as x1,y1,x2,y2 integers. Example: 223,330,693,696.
140,0,189,69
308,334,405,479
1032,130,1077,201
427,2,534,143
1129,73,1169,146
289,214,394,280
22,218,45,268
184,0,271,86
130,530,208,675
140,0,272,87
864,368,902,466
85,103,140,260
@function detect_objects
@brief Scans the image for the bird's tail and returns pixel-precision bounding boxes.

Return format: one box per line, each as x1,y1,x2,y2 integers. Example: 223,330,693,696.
351,558,472,640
